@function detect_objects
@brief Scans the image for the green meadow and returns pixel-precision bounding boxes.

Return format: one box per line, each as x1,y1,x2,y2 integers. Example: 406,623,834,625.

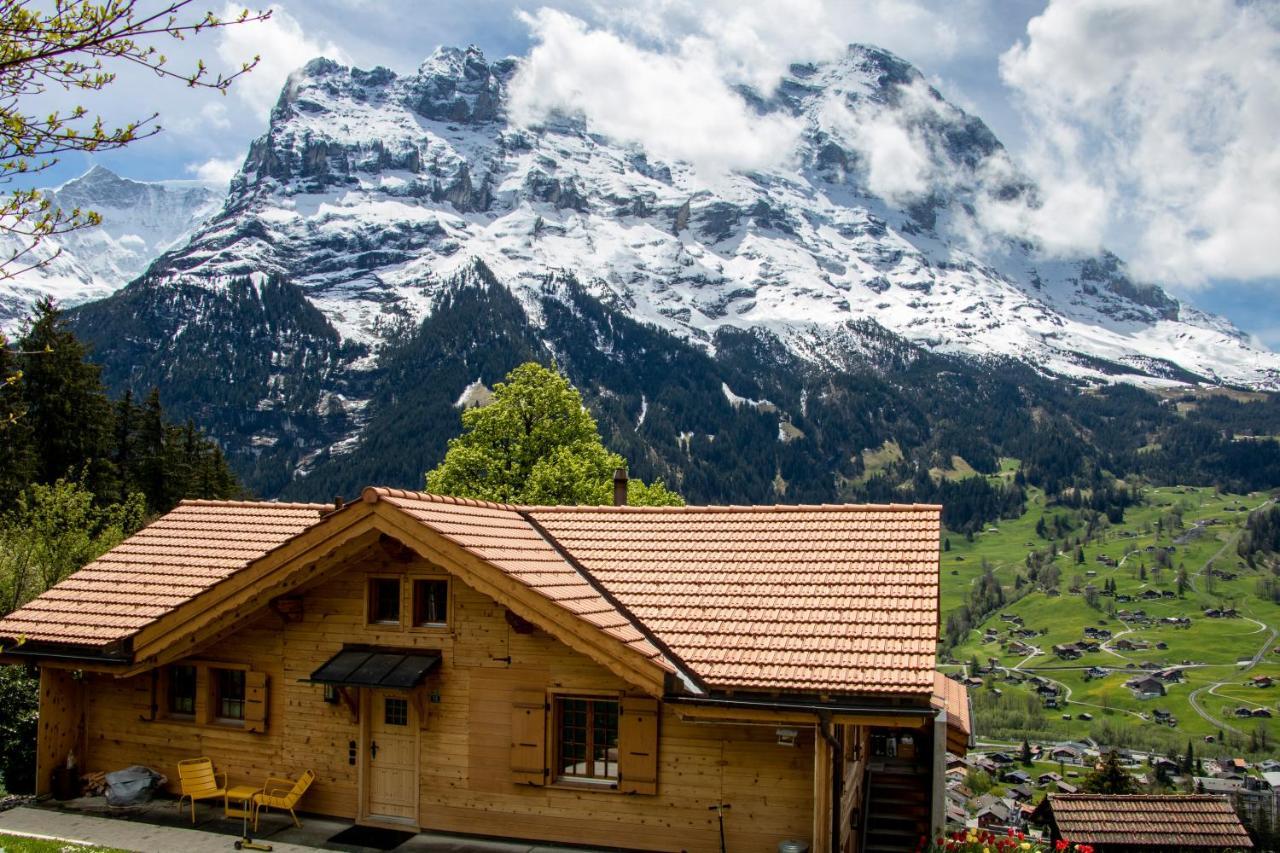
939,471,1279,754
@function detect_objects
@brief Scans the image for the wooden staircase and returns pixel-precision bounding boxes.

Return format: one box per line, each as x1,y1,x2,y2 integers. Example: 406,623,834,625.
860,760,931,853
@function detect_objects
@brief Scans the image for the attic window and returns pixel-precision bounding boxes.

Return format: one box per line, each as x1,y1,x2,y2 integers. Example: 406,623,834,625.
368,577,401,625
412,579,449,627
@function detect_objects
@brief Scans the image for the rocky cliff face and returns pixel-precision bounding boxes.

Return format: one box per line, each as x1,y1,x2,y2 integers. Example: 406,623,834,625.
53,44,1280,498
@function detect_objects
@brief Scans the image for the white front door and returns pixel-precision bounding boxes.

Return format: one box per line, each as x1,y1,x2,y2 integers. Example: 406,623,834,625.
362,690,419,824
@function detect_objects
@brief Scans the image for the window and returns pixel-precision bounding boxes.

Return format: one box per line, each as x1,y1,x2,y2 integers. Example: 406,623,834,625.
412,579,448,626
384,697,408,726
368,578,401,625
213,668,246,721
168,664,197,717
556,697,619,783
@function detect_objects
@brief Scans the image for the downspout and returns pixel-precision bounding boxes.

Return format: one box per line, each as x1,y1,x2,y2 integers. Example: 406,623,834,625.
819,711,842,853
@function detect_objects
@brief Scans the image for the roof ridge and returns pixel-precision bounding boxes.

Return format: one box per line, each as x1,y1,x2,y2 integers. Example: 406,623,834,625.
525,502,943,513
359,487,938,514
360,486,518,511
177,499,330,510
1051,793,1227,799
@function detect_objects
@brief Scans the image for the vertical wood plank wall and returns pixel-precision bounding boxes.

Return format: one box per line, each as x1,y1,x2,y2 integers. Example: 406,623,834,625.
74,545,816,851
36,667,84,795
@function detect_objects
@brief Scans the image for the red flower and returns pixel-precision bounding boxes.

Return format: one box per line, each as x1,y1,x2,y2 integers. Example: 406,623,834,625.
1055,841,1069,851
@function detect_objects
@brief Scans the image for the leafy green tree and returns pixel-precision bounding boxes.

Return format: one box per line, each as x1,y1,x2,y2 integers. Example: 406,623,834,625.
0,665,37,793
0,476,144,613
0,1,268,279
1083,750,1138,794
426,362,682,506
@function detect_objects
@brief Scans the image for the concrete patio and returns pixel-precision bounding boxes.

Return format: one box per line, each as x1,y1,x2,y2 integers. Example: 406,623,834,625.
0,798,618,853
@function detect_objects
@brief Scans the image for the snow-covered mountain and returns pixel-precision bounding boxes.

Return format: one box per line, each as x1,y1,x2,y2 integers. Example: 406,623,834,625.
59,45,1280,499
0,166,220,329
121,45,1279,390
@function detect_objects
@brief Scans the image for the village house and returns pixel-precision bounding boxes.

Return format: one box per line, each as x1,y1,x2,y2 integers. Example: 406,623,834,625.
1052,643,1083,661
0,490,972,853
1031,794,1253,851
1125,676,1166,699
1048,746,1084,765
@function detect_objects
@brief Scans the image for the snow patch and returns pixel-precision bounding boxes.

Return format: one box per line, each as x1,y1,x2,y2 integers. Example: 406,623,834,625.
454,377,493,409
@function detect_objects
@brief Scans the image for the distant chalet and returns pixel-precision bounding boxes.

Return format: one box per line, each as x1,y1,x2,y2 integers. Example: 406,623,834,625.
1032,794,1253,851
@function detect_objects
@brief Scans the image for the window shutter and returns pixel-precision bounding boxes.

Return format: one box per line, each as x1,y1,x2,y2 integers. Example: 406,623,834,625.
245,671,268,733
618,697,659,794
133,672,156,721
511,688,547,786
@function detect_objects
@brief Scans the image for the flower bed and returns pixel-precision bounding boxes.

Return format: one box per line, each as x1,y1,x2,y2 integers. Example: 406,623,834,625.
926,829,1094,853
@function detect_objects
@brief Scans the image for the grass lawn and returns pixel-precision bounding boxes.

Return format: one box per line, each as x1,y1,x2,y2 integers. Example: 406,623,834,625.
0,833,128,852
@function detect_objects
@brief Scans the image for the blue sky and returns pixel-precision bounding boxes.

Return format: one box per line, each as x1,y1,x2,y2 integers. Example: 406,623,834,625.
31,0,1280,348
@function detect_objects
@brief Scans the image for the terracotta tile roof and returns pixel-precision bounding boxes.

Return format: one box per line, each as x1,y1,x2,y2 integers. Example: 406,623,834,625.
1039,794,1253,849
0,500,328,647
369,490,667,668
933,672,971,743
525,501,941,695
1,488,942,697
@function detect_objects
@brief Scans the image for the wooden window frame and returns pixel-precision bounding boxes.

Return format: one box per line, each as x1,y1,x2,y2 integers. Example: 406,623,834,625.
366,575,403,627
409,575,451,631
165,663,198,719
552,693,621,787
210,665,248,726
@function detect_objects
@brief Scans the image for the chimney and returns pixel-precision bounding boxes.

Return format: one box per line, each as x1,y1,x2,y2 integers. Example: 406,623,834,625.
612,468,628,507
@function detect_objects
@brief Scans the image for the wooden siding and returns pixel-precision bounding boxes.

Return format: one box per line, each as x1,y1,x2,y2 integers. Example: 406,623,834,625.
72,543,816,852
37,667,84,795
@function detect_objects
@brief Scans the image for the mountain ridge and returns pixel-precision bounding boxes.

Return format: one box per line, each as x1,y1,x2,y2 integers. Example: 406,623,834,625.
0,166,221,330
20,42,1280,500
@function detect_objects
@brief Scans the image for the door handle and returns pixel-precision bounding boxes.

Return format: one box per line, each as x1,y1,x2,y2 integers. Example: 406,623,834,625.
370,740,379,760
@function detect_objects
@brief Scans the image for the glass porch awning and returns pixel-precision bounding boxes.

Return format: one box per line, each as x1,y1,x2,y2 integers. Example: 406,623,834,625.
306,647,442,689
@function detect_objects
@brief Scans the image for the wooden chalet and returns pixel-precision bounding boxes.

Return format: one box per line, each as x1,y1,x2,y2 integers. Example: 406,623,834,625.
1031,794,1253,851
0,488,969,853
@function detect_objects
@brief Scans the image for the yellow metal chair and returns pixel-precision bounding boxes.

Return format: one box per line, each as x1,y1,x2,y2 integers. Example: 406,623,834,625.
252,769,315,830
175,757,227,824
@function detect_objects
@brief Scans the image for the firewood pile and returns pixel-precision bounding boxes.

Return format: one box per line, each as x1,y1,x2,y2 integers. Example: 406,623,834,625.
80,771,107,796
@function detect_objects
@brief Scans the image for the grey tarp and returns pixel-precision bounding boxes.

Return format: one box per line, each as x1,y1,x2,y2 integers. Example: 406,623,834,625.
104,765,165,806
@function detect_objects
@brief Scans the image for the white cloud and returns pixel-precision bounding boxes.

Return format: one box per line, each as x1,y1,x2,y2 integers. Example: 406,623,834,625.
186,156,241,186
508,9,803,176
507,2,1001,178
214,3,350,118
996,0,1280,286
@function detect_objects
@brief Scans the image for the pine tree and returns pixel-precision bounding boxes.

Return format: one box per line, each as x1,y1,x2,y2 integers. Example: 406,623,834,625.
138,387,167,509
113,390,136,504
0,334,35,504
17,298,113,496
1083,750,1138,794
1020,738,1032,766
